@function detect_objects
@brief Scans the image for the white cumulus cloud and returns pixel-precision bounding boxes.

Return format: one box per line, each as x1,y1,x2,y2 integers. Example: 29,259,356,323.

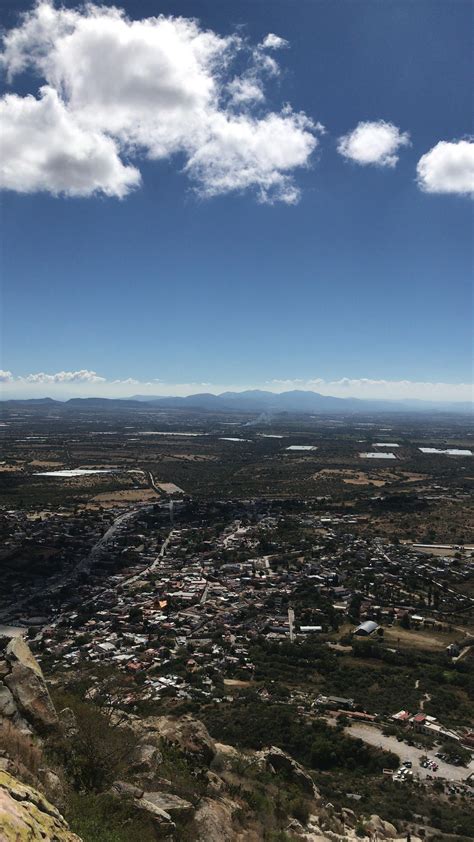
337,120,410,167
24,369,106,383
0,87,140,197
0,2,318,202
185,109,316,204
260,33,289,50
416,139,474,196
0,370,14,382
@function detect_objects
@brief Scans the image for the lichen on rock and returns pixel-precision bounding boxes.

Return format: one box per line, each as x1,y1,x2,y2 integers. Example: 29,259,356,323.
0,770,82,842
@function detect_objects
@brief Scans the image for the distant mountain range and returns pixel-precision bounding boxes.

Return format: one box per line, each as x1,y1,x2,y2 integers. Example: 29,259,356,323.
1,390,472,414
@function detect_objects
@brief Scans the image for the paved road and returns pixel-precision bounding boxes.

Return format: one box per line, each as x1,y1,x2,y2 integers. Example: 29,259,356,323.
346,723,473,782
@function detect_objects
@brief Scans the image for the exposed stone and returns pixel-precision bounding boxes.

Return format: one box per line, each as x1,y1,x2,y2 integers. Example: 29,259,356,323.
9,712,33,736
141,790,194,820
194,796,241,842
0,685,17,717
365,815,398,838
108,780,175,830
132,714,216,764
5,662,58,733
110,780,144,799
341,807,357,827
5,636,43,677
59,707,78,739
40,769,66,807
286,817,305,834
0,758,15,773
133,796,176,830
130,742,162,776
206,770,225,795
211,741,241,771
0,770,82,841
0,660,10,678
259,746,320,799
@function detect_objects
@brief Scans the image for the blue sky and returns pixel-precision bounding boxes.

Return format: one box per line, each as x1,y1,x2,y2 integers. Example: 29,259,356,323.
0,0,472,401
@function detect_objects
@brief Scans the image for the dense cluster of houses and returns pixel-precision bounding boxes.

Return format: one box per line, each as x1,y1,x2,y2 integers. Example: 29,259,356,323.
1,497,472,757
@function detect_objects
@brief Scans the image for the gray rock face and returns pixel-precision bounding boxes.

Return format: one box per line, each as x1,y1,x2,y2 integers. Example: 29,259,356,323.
259,746,320,799
110,780,144,799
108,781,185,831
141,791,194,820
134,796,176,830
0,633,58,734
4,662,58,733
40,768,66,807
5,636,43,676
0,685,17,717
129,713,216,765
194,796,241,842
365,814,398,838
130,742,162,777
59,706,78,739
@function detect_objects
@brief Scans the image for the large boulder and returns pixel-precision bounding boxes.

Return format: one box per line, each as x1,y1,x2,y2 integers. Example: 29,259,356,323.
130,742,163,777
59,707,78,739
109,780,176,831
132,714,216,765
194,796,241,842
259,746,320,799
0,685,17,717
5,636,44,677
365,815,398,838
4,662,58,733
211,741,241,771
0,770,82,841
1,634,58,733
141,790,194,821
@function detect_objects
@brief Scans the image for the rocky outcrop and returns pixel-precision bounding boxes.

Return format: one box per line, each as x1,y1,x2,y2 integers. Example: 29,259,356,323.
0,770,81,841
365,815,398,838
109,780,182,832
301,810,415,841
258,745,320,799
130,741,163,778
129,713,216,765
58,707,78,739
194,796,241,842
0,685,17,717
141,790,194,820
0,633,58,734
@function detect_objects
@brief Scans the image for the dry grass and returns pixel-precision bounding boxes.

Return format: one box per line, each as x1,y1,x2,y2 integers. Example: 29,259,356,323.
89,488,159,507
0,720,42,777
383,625,461,651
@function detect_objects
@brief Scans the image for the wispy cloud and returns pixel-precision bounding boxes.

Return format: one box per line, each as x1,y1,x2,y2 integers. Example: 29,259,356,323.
0,2,320,203
337,120,410,167
268,377,472,402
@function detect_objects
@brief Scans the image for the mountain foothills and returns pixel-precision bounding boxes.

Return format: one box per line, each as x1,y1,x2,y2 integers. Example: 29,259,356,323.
3,390,473,414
